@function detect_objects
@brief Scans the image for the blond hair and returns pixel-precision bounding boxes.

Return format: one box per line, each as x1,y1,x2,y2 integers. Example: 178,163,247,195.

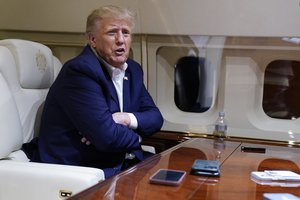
86,5,135,34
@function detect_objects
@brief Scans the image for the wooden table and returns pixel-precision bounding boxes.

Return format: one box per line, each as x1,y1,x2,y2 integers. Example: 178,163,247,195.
68,138,300,200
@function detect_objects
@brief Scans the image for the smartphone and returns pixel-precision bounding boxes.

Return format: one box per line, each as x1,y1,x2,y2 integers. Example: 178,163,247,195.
190,159,220,177
149,169,186,186
263,193,300,200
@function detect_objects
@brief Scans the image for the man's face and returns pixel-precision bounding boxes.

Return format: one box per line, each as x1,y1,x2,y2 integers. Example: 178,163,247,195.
89,18,132,68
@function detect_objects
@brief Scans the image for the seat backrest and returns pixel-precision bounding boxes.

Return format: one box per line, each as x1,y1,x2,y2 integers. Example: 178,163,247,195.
0,39,62,143
0,46,23,159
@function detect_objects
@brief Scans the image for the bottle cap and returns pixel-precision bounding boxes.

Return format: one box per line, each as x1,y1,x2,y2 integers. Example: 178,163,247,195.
219,111,225,117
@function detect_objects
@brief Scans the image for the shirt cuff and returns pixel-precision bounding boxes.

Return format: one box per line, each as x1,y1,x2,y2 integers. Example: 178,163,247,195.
128,113,138,129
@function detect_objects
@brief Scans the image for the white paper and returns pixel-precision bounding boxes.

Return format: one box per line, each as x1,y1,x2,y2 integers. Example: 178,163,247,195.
251,170,300,181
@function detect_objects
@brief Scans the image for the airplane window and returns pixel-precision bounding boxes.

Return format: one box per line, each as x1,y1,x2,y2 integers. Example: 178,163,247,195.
175,56,211,112
263,60,300,119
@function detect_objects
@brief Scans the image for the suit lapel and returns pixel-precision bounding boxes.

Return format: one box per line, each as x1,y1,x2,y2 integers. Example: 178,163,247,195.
100,65,119,111
123,71,131,112
84,46,120,112
107,80,119,106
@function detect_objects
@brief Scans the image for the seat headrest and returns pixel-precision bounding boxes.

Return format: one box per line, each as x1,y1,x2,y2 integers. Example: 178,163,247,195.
0,39,55,89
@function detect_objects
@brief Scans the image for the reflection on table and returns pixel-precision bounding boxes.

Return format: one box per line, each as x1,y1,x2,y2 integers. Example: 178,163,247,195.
68,138,300,200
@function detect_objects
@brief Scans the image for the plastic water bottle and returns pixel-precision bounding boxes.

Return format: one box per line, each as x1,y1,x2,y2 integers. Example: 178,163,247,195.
213,111,227,138
213,138,226,161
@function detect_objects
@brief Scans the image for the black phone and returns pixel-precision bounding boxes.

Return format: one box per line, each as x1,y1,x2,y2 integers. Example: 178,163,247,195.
149,169,186,186
190,159,220,176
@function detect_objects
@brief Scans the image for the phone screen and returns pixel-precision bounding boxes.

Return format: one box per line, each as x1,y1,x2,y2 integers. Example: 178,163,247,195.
149,169,186,186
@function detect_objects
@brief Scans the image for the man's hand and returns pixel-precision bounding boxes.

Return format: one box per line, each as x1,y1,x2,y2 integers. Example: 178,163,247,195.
112,112,131,127
81,137,91,145
79,132,91,145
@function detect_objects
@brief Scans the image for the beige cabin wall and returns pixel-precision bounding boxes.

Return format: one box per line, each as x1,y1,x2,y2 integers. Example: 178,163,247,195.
0,0,140,33
0,0,299,36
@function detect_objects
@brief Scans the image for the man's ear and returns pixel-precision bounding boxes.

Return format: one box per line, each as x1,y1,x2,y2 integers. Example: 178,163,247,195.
87,32,96,48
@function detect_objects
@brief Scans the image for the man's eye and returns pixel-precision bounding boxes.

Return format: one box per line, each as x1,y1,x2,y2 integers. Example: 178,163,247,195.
107,32,116,36
123,32,130,37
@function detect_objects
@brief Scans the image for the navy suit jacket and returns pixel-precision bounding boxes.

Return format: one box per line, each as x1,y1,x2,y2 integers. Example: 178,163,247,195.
34,45,163,178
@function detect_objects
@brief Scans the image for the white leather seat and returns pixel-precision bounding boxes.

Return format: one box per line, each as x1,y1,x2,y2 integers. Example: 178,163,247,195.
0,39,62,143
0,39,105,200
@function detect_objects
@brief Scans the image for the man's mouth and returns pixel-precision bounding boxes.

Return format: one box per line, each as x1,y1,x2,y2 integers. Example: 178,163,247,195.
115,48,125,55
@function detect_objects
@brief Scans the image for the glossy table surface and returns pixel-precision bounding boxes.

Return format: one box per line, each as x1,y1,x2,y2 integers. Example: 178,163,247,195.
68,138,300,200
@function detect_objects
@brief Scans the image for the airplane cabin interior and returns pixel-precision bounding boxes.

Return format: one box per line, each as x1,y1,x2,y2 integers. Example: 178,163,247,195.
0,0,300,199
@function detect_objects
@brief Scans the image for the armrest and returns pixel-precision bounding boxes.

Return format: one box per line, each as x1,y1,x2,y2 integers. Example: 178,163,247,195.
0,160,104,200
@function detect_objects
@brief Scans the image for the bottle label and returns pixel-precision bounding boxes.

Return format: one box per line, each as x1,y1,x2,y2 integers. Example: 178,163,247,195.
215,124,227,132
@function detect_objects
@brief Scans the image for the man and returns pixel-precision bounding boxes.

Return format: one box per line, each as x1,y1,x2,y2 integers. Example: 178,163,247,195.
25,5,163,179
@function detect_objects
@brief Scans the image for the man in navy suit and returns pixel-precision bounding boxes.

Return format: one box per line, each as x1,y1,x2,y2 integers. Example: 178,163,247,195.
25,5,163,179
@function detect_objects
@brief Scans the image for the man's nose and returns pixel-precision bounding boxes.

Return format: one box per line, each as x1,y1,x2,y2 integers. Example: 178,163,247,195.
116,32,125,43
